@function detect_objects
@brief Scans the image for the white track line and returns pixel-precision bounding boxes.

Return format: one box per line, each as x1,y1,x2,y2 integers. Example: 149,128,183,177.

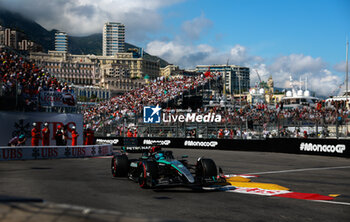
310,200,350,206
247,166,350,175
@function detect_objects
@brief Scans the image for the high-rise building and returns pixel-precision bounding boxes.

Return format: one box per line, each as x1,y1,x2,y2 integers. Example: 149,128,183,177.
103,22,125,56
55,32,68,52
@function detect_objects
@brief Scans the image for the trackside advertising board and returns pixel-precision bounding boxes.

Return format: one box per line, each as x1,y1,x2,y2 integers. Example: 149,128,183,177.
0,144,112,161
95,137,350,158
0,112,83,146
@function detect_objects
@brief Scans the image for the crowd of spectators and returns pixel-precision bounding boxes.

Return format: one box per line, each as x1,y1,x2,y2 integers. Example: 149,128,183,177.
83,73,221,132
2,47,349,139
0,48,72,110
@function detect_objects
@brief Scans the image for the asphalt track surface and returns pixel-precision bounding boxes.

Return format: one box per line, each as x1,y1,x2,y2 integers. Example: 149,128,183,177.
0,148,349,222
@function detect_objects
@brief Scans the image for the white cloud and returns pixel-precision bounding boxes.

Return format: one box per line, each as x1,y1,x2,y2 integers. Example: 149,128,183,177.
269,54,325,74
146,40,263,69
333,61,348,73
181,13,213,41
267,54,341,96
0,0,183,40
146,40,216,67
147,39,342,96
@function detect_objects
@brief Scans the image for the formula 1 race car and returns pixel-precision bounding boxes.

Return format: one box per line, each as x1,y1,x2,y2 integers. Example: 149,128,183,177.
111,146,220,189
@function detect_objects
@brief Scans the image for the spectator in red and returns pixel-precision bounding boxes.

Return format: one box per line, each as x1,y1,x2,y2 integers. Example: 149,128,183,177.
31,122,40,146
42,122,50,146
303,131,308,139
133,129,138,137
218,129,224,139
71,126,79,146
127,129,133,137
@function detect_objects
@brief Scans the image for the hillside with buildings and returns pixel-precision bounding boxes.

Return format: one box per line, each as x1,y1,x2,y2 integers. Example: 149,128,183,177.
0,9,168,67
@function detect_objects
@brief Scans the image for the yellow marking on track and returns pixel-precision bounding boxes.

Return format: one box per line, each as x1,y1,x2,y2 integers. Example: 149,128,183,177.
329,194,340,197
226,176,251,182
227,182,289,191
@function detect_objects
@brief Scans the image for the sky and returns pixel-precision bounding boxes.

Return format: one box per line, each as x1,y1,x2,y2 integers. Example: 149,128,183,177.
0,0,349,96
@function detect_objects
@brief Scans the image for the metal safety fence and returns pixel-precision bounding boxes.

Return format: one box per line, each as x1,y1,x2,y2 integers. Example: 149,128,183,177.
94,114,350,140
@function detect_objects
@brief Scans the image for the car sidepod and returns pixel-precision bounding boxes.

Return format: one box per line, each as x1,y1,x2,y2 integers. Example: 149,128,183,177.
157,159,195,184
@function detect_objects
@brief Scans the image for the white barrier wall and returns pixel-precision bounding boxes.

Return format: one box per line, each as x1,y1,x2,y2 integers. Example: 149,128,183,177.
0,112,83,146
0,144,113,161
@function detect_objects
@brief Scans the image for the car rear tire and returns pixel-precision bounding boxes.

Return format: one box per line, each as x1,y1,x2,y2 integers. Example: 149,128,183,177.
138,161,158,188
111,154,129,177
196,158,217,178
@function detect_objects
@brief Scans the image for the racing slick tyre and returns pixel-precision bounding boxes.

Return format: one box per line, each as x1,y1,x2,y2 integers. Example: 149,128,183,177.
196,158,217,181
138,161,158,189
111,154,129,177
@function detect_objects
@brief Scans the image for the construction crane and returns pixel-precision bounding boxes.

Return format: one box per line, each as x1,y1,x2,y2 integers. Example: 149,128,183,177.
254,69,262,88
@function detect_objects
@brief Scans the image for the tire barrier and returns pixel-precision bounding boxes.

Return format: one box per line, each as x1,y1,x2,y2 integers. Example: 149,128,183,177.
95,137,350,158
0,144,113,161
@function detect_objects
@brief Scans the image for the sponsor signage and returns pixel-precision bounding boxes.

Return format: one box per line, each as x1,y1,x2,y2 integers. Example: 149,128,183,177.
143,105,221,123
0,144,112,161
0,112,83,146
124,146,152,152
143,139,171,146
94,137,350,158
96,138,120,145
300,142,346,154
39,91,76,107
184,140,218,148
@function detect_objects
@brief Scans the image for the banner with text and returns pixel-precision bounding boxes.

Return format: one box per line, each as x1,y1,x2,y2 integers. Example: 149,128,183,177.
0,144,112,161
95,137,350,158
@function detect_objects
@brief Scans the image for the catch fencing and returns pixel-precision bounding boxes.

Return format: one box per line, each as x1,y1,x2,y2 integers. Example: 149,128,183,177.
95,114,350,140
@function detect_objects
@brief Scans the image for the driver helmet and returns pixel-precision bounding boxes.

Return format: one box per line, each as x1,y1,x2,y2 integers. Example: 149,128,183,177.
155,153,165,160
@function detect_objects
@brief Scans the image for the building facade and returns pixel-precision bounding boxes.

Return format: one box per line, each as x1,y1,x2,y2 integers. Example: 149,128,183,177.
30,51,160,93
196,65,250,94
55,32,68,52
0,25,23,49
0,25,42,52
160,65,180,77
100,63,144,93
18,39,42,51
30,51,100,85
103,22,125,56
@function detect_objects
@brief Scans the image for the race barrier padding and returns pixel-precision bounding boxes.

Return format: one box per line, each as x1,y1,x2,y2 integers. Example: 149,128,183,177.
0,144,113,161
95,137,350,158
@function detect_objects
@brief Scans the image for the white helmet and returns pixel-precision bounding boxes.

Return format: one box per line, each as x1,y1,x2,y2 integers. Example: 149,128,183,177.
44,122,48,127
72,126,76,130
33,122,37,127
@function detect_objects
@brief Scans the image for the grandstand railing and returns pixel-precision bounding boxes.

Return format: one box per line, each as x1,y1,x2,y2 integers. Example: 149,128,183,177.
93,114,350,139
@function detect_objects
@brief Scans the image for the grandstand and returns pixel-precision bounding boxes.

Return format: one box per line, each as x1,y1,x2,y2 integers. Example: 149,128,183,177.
1,46,350,142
